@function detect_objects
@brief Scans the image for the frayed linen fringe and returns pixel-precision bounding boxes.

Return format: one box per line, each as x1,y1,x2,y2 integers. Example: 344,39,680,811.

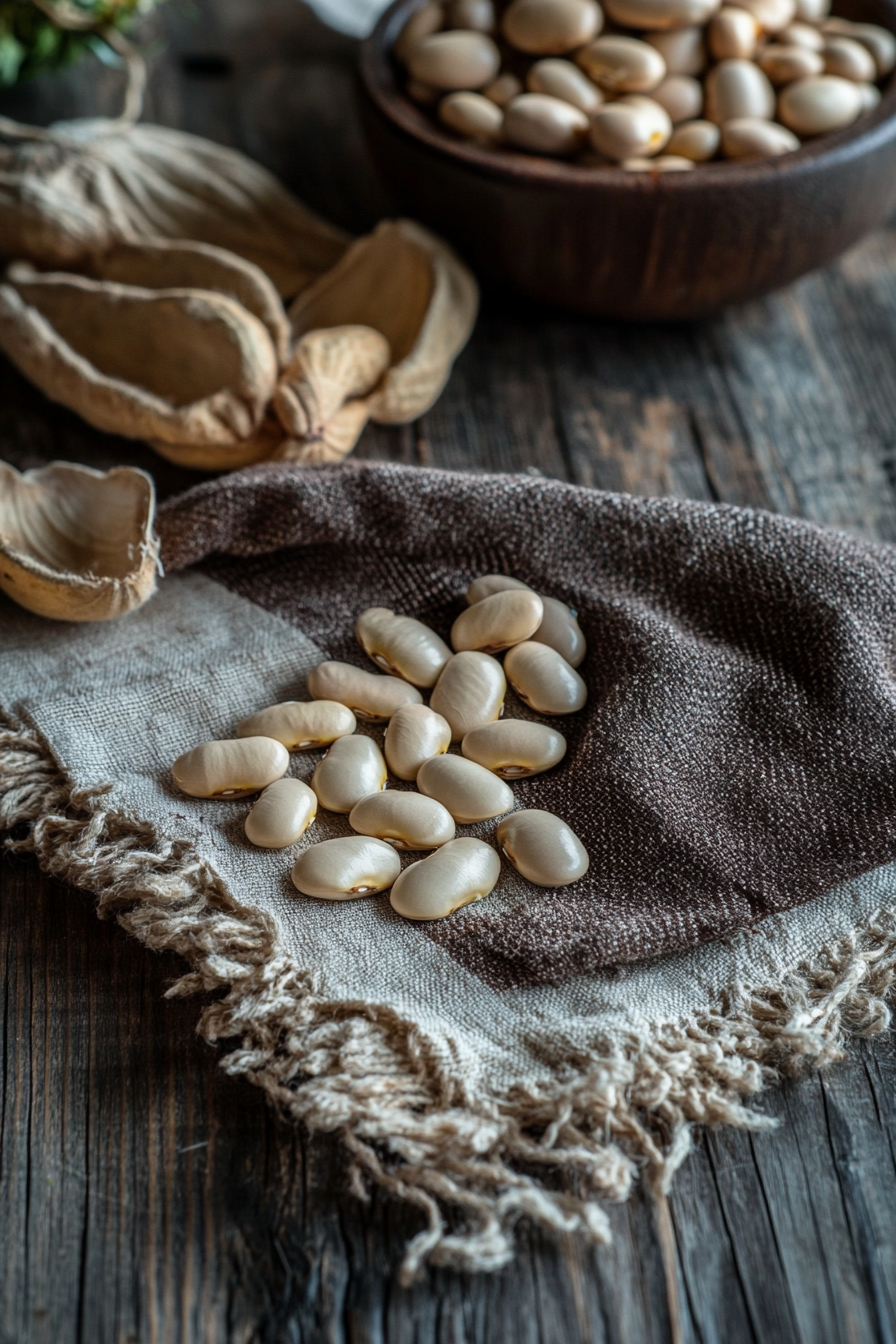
3,715,896,1281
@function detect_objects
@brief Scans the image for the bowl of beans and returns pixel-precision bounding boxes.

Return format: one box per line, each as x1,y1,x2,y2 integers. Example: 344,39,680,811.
358,0,896,318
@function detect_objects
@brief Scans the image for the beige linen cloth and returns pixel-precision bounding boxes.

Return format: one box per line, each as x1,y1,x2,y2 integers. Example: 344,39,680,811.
3,460,896,1279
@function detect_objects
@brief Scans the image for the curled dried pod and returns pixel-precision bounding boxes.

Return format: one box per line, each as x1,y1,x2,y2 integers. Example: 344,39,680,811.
0,459,158,622
273,325,391,464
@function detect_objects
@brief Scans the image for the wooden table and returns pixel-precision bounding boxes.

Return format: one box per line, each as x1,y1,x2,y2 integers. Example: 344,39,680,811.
3,5,896,1339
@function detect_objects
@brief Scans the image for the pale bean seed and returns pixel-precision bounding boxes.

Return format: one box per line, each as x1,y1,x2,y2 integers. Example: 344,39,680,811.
396,1,445,64
857,81,881,111
417,754,515,822
504,641,587,714
356,606,452,687
390,837,501,919
645,26,707,74
526,58,605,112
291,836,401,899
777,73,863,133
461,719,567,777
447,0,496,30
590,100,671,158
705,57,775,122
603,0,720,28
531,594,586,666
349,791,456,849
245,778,317,848
308,660,423,721
622,153,696,168
780,20,824,49
451,588,544,653
738,0,796,30
503,93,591,153
311,734,387,813
757,42,824,81
384,703,452,780
439,90,505,138
577,35,667,91
665,117,721,157
408,30,501,89
236,699,356,751
708,6,759,59
793,0,828,19
430,650,506,740
497,810,589,886
502,0,603,54
172,736,288,799
484,71,524,102
823,35,877,81
822,18,896,74
466,573,534,604
652,73,704,120
721,115,800,155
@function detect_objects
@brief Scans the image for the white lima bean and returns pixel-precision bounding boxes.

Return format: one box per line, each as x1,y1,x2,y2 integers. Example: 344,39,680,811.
430,650,506,739
526,58,605,113
757,43,824,81
502,0,603,54
384,703,452,779
721,116,800,155
577,36,667,91
451,588,544,653
705,58,775,121
349,791,456,849
709,7,760,60
356,606,452,686
417,754,515,822
822,36,877,81
172,736,288,799
390,837,501,920
395,1,444,65
858,82,881,110
504,640,588,714
794,0,829,19
777,73,863,133
291,836,401,899
308,660,423,721
822,18,896,74
408,30,501,89
739,0,796,30
590,99,672,159
503,93,591,153
530,594,586,666
652,73,704,121
466,573,533,603
461,719,567,777
311,734,387,813
245,778,318,848
439,90,505,138
484,71,524,103
645,26,707,74
497,810,590,886
447,0,496,30
781,20,825,48
236,699,356,751
603,0,720,27
665,118,721,158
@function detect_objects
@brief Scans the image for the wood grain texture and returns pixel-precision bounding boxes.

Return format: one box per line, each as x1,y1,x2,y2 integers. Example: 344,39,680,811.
3,0,896,1338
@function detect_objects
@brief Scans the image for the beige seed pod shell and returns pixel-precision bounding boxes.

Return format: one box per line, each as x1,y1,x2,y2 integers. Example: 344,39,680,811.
577,36,667,92
408,30,501,88
311,734,388,813
504,641,587,714
172,736,289,799
502,0,603,54
497,810,589,886
273,325,391,465
236,700,356,751
349,790,456,849
665,118,721,159
291,836,401,899
721,117,800,157
356,606,452,686
0,459,158,622
308,661,423,721
384,704,452,780
531,594,586,667
395,0,445,63
245,778,318,848
526,58,605,113
466,573,534,604
417,754,515,822
450,588,544,653
430,650,507,740
645,26,707,74
777,74,863,134
390,837,501,920
461,719,567,778
705,58,775,122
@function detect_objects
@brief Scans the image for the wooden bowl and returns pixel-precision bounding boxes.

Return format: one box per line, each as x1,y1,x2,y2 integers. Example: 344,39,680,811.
359,0,896,320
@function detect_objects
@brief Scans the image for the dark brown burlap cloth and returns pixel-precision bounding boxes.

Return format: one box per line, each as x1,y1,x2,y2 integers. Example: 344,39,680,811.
157,460,896,991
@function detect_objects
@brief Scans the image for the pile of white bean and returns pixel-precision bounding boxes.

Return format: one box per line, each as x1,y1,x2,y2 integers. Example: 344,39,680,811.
393,0,894,168
171,575,590,921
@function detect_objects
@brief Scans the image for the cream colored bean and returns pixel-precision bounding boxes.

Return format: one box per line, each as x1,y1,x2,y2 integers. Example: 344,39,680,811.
503,93,591,153
621,93,675,134
408,30,501,89
417,754,515,822
502,0,602,54
665,117,721,158
780,21,824,49
349,791,456,850
757,42,824,82
307,661,423,721
793,0,828,19
236,700,356,751
245,778,318,848
651,73,703,120
504,641,587,714
384,703,452,779
708,6,759,59
823,35,877,82
291,836,401,899
721,116,800,156
395,1,445,64
590,100,671,158
390,837,501,920
705,58,775,122
526,58,605,113
461,719,567,777
484,71,524,103
439,90,505,138
172,736,288,799
451,588,544,653
497,810,589,886
603,0,720,29
356,607,452,687
822,18,896,75
447,0,495,30
577,36,667,91
739,0,795,31
311,735,387,813
858,81,881,111
645,26,707,74
430,650,506,740
531,594,586,666
623,153,696,169
777,74,863,134
466,573,533,603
